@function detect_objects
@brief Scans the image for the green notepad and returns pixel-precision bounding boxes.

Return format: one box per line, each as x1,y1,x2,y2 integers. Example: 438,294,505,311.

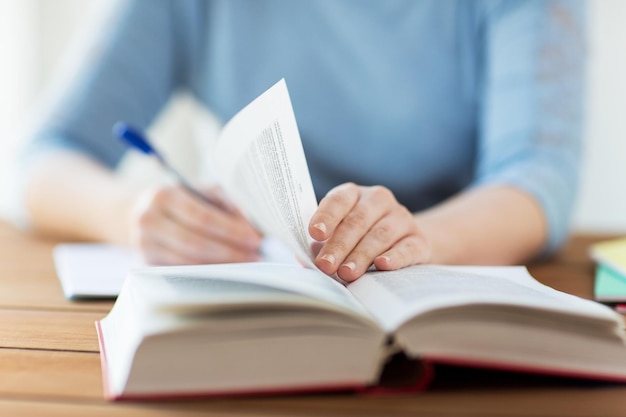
591,237,626,302
594,264,626,302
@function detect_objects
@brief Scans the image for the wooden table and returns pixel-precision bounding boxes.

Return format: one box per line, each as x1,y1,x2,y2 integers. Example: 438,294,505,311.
2,220,626,417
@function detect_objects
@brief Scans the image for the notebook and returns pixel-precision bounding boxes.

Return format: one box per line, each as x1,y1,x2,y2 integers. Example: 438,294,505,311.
53,237,298,299
591,237,626,302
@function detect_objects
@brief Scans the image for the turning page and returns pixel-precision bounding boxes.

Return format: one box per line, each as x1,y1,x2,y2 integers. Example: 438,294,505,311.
211,79,318,266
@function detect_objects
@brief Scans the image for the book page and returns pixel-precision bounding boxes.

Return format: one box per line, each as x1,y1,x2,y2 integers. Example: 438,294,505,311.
129,262,372,321
347,265,621,333
211,79,318,267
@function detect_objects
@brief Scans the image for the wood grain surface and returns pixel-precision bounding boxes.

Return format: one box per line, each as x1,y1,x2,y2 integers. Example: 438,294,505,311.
1,221,624,417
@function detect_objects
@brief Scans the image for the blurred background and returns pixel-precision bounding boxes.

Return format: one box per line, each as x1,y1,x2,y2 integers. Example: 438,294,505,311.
0,0,624,234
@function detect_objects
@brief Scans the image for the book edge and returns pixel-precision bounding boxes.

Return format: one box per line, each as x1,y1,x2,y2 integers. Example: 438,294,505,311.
107,369,434,401
96,315,433,401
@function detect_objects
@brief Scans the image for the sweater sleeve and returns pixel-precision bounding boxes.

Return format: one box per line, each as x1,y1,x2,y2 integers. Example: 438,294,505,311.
7,0,201,228
473,0,587,253
20,0,195,168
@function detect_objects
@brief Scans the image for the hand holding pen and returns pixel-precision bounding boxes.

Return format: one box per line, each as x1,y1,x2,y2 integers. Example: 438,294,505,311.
113,122,262,265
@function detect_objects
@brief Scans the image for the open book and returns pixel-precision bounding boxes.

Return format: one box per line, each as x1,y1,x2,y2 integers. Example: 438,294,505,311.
97,80,626,400
99,262,626,399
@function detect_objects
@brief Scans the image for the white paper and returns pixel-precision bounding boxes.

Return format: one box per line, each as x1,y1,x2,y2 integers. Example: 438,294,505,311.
348,265,621,333
128,261,368,319
53,237,299,299
53,243,143,299
211,79,319,267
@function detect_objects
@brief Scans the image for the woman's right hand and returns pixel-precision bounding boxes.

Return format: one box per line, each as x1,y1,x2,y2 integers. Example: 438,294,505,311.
128,184,263,265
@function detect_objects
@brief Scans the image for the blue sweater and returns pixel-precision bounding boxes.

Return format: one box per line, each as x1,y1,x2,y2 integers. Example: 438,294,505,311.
23,0,586,252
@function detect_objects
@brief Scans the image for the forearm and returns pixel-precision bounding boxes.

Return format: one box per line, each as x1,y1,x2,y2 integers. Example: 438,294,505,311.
415,185,547,265
25,151,136,244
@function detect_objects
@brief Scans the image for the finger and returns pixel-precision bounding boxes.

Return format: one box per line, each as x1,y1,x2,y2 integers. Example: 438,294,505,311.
162,187,262,251
309,183,360,241
373,235,432,271
314,186,396,276
140,216,261,265
134,199,260,264
335,210,411,281
200,186,241,216
141,238,259,266
310,241,324,258
141,239,205,266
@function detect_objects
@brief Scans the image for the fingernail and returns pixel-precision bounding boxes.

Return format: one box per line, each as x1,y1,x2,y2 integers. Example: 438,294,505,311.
378,255,391,265
313,222,327,235
320,253,335,266
342,261,356,273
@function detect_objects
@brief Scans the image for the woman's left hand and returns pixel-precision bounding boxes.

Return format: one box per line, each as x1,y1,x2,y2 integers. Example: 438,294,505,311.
309,183,431,282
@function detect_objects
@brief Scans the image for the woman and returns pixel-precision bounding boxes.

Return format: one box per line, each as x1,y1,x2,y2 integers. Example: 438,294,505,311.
19,1,586,281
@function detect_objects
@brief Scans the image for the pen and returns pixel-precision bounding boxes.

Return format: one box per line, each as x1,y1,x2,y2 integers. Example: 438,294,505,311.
113,122,211,204
113,121,261,248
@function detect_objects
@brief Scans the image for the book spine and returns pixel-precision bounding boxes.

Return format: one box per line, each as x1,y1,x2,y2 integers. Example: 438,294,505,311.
356,361,435,395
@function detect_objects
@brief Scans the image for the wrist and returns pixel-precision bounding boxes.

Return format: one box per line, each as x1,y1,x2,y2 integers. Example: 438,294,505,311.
98,187,140,245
